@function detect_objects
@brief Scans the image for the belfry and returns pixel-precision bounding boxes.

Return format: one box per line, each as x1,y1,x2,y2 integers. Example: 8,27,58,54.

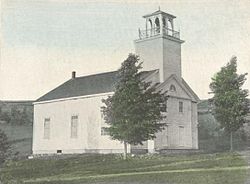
135,9,184,82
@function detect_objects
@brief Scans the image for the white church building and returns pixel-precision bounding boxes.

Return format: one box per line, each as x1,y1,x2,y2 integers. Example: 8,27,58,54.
32,10,199,155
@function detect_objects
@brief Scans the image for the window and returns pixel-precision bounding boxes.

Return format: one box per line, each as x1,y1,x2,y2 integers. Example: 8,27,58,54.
44,118,50,139
179,126,185,146
57,150,62,154
71,115,78,138
179,101,183,113
148,19,152,29
100,110,104,119
170,84,176,92
101,127,109,136
155,17,160,33
162,17,166,27
165,125,169,146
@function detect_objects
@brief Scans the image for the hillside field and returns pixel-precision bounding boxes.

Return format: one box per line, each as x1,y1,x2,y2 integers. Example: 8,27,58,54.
0,124,32,156
0,152,248,184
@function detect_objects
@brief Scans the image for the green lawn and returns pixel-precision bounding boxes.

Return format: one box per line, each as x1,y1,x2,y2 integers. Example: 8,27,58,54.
0,124,32,156
0,152,248,184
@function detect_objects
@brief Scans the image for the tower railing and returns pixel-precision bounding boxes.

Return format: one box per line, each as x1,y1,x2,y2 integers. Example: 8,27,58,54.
138,27,180,40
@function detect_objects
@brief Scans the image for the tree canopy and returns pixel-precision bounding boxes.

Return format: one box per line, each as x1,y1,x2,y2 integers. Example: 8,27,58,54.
102,54,167,157
0,107,31,125
0,129,10,166
209,56,249,150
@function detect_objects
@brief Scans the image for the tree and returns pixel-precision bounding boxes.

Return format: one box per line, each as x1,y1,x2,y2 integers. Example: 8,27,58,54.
209,56,249,151
20,107,31,125
102,54,167,159
0,129,10,166
0,112,11,124
10,107,22,125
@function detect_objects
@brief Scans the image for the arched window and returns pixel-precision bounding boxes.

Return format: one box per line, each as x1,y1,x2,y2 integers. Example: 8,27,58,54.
148,19,153,36
170,84,176,92
155,17,160,33
167,19,172,30
162,17,167,34
148,19,152,29
162,17,166,27
167,19,173,36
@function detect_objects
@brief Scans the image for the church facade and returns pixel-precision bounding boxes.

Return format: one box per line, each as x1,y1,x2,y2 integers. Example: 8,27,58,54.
32,10,199,155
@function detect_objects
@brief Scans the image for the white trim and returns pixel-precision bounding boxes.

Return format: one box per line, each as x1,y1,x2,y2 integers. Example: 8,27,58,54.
157,74,195,101
167,95,191,101
134,34,184,44
33,92,114,105
70,114,79,139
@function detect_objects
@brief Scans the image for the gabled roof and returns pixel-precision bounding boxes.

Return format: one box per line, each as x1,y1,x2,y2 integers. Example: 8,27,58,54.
181,78,200,102
36,70,157,102
157,74,200,102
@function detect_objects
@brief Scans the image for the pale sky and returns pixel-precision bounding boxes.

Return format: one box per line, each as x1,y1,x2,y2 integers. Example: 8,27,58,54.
0,0,250,100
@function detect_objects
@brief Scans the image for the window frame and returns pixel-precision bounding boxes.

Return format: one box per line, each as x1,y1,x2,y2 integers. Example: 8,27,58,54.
179,126,185,147
43,118,50,139
70,115,79,139
170,84,176,92
165,125,169,146
179,101,184,113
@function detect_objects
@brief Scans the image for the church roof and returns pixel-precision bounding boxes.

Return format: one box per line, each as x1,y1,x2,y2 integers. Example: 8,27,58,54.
36,70,157,102
156,74,200,102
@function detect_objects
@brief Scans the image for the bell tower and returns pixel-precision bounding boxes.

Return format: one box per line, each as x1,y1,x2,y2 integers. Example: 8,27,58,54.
134,9,184,82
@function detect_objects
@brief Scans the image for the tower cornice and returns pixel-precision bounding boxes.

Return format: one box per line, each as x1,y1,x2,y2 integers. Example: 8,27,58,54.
134,34,185,44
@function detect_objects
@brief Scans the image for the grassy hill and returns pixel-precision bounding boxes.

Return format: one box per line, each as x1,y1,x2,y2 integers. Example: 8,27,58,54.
0,124,32,156
0,100,33,156
1,152,248,184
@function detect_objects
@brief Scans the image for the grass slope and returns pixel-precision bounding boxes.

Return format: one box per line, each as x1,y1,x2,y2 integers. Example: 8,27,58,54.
1,152,248,184
0,124,32,156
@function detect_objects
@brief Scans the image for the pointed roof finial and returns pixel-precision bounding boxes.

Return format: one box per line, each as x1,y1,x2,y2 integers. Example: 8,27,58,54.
158,6,161,11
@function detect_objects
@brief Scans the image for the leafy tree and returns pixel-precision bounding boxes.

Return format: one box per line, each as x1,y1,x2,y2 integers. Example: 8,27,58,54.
102,54,167,159
20,107,31,125
6,107,30,125
10,107,22,125
0,112,11,124
0,129,10,167
209,56,249,151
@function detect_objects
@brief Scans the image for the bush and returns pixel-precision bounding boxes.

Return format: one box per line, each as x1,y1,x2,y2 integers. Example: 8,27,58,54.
0,129,11,167
199,129,248,153
198,110,248,152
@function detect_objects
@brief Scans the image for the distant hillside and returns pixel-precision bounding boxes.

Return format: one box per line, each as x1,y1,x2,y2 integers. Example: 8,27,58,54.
198,98,250,113
0,100,33,109
198,99,250,151
0,100,34,124
198,99,250,119
0,124,32,156
0,100,34,156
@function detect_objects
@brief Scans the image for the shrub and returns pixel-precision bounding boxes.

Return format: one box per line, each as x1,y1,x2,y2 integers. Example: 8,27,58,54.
0,129,11,167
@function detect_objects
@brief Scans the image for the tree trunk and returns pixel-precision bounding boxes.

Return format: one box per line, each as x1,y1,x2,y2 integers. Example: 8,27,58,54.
230,131,233,152
123,141,127,160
